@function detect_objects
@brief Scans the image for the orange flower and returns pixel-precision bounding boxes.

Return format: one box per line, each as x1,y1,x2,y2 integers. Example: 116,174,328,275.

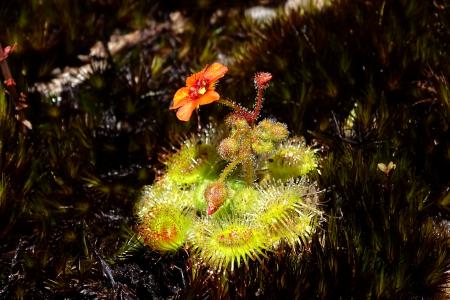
170,63,228,121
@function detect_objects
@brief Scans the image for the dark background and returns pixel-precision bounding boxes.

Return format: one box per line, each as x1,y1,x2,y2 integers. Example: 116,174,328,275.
0,0,449,298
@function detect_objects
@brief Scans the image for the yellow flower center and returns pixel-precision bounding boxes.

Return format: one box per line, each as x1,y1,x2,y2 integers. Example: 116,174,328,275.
198,87,207,95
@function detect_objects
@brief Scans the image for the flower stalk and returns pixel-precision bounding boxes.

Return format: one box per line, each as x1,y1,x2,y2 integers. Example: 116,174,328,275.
0,43,31,130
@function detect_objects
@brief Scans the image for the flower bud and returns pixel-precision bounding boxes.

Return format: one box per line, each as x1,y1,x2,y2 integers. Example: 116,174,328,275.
254,72,272,89
225,114,250,130
256,119,289,142
218,137,239,161
251,138,274,155
204,182,228,215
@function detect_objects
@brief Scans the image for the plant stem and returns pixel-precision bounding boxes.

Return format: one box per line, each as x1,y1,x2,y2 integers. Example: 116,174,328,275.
218,158,242,182
243,158,254,185
219,98,255,122
0,43,18,100
248,87,264,125
0,43,31,130
218,98,240,110
222,86,265,125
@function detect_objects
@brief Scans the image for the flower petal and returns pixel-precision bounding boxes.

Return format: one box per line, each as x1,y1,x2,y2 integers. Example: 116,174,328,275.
176,101,197,121
203,63,228,83
186,71,202,86
171,87,191,109
198,91,220,106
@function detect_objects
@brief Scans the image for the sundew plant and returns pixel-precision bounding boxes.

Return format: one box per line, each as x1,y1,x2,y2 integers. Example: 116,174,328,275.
135,63,322,272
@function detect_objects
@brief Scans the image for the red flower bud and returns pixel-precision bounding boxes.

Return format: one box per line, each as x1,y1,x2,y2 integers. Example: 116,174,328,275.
204,182,228,215
4,78,16,87
0,44,16,61
255,72,272,89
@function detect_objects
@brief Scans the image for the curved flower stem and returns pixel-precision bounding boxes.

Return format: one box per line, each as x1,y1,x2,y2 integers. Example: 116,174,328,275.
0,43,18,100
218,157,242,182
248,87,264,125
219,85,266,126
218,98,255,123
218,98,240,110
196,109,202,132
0,43,31,130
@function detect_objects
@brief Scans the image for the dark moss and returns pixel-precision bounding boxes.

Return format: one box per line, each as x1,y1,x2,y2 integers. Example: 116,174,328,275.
0,0,449,298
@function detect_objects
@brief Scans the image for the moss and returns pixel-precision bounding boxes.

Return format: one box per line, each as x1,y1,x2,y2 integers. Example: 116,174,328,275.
1,0,449,298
